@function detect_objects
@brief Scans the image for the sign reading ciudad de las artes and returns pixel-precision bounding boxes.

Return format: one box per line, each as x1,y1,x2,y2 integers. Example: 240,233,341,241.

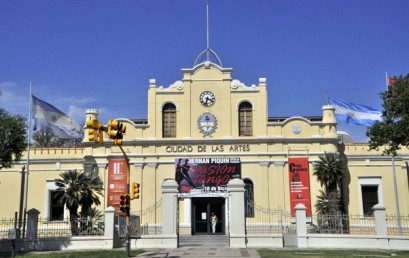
175,158,241,193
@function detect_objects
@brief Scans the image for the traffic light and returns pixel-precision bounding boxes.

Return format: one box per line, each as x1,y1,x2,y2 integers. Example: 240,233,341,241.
86,119,103,143
107,119,126,145
120,194,131,215
131,182,140,199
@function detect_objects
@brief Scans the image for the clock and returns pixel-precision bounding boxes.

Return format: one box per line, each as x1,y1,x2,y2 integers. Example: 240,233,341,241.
200,91,215,107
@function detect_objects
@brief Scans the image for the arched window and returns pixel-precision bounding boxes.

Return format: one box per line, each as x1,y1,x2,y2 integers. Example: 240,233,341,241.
162,103,176,138
244,178,254,218
239,102,253,136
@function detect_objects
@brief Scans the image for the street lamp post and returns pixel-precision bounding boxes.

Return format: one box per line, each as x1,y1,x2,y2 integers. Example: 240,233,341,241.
391,154,402,235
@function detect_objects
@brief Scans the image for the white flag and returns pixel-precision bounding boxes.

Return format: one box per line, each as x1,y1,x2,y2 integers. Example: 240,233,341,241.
329,98,382,126
32,95,82,138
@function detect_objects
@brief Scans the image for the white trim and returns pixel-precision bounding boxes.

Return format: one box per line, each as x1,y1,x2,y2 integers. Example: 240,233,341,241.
236,100,255,111
357,177,383,217
44,180,67,221
183,198,191,227
160,102,179,112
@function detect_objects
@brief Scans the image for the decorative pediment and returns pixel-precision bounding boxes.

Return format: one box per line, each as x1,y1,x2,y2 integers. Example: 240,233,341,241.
231,79,257,91
158,80,184,91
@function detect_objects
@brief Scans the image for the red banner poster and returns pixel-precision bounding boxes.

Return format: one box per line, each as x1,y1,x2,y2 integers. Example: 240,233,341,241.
288,157,312,220
107,158,128,213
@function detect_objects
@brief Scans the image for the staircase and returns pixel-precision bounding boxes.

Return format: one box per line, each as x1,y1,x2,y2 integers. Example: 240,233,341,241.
179,234,229,248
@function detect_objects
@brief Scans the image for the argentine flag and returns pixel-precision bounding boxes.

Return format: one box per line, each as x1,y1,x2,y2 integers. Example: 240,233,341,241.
328,98,382,126
32,95,82,138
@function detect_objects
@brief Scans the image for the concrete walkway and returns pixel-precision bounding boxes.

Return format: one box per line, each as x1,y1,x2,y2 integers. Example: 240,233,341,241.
135,247,261,258
135,235,261,258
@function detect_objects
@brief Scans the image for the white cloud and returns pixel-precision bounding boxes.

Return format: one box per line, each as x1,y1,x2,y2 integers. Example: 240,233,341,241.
0,82,30,116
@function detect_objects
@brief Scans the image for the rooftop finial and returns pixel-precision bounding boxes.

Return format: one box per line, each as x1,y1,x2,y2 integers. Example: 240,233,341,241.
194,0,222,67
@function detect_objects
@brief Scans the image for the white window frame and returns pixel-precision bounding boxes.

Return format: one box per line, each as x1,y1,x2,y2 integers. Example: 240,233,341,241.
358,177,383,218
44,180,67,221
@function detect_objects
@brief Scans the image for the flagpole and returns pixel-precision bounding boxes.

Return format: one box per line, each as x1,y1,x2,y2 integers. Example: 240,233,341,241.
23,83,32,238
385,71,388,90
206,0,210,61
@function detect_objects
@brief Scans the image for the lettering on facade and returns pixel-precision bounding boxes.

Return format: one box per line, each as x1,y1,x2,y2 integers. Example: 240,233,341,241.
165,144,250,153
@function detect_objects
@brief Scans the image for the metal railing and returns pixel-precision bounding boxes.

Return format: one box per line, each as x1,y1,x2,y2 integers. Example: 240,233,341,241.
386,214,409,236
132,199,162,235
0,216,104,239
37,217,105,237
309,214,376,235
0,218,16,239
245,204,294,234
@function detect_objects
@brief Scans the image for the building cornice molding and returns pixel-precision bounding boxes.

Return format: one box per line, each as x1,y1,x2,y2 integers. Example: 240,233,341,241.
113,137,338,146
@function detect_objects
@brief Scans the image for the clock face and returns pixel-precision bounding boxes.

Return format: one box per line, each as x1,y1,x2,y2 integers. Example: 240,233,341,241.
200,91,215,107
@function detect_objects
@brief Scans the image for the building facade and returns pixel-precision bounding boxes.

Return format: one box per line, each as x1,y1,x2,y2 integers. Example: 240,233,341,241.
1,60,408,236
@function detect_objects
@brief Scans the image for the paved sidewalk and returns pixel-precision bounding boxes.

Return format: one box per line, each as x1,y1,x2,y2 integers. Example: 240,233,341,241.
135,247,262,258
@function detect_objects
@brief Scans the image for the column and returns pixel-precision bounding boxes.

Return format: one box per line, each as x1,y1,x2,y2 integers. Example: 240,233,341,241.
104,206,116,248
161,179,178,248
373,204,387,236
227,178,246,248
295,204,307,248
26,208,40,241
182,198,191,234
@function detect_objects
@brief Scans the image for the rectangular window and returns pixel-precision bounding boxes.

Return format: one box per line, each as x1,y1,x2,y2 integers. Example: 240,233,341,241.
163,111,176,137
361,185,378,217
50,191,64,221
239,109,253,136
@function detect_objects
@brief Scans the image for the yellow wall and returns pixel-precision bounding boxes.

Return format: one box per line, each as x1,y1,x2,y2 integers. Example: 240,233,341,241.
1,62,408,224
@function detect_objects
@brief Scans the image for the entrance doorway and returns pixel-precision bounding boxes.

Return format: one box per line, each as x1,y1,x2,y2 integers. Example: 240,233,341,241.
192,197,225,235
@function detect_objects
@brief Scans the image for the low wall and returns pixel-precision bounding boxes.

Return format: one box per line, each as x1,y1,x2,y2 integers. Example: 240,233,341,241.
306,234,409,250
0,236,114,253
246,234,283,248
306,234,389,249
134,235,177,249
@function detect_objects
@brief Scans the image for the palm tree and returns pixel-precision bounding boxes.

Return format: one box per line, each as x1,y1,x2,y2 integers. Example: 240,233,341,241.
314,190,343,233
55,170,103,235
315,190,341,215
80,174,103,218
313,152,347,194
312,152,348,233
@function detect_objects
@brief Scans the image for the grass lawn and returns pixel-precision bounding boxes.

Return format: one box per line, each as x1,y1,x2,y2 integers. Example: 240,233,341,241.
258,249,409,257
1,249,145,258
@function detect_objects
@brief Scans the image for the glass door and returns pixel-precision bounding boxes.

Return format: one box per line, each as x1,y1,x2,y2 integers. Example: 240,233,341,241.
192,198,225,235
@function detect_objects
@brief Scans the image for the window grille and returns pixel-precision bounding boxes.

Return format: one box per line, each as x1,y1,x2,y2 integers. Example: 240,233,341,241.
244,179,254,217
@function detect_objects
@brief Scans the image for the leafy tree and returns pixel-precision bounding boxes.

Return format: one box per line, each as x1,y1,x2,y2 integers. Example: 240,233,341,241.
0,108,27,169
367,74,409,155
55,170,103,235
32,128,83,148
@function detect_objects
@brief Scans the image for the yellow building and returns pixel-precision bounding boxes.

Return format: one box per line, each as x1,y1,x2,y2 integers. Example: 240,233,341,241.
1,57,408,237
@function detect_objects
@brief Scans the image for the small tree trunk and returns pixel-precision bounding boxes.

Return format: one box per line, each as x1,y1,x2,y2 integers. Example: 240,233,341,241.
69,207,78,236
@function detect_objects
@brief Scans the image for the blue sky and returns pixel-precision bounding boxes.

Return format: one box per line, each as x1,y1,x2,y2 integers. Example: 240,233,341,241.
1,0,409,142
